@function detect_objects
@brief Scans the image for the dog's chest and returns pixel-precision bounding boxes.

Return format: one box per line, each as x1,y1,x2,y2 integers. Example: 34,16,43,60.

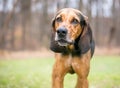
65,55,75,74
64,55,72,67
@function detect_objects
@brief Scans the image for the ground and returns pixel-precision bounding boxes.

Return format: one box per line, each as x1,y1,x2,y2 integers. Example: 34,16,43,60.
0,55,120,88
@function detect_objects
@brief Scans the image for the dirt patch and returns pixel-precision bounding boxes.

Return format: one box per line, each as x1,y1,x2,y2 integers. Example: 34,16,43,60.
0,50,54,59
95,47,120,55
0,47,120,59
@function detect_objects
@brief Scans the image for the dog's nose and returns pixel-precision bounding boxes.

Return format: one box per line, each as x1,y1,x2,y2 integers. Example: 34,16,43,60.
57,27,67,37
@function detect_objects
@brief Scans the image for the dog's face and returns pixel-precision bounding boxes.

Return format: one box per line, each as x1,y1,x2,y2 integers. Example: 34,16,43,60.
52,8,88,46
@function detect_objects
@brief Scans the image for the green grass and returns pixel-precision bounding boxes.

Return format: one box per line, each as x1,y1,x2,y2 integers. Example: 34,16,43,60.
89,55,120,88
0,55,120,88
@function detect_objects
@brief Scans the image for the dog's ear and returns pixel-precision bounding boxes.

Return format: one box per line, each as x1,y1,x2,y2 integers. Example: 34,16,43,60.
52,17,55,29
51,10,62,30
51,16,56,32
78,15,93,54
50,17,59,52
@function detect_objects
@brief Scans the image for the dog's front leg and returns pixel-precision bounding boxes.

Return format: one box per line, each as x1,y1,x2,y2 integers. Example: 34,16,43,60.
72,57,90,88
52,53,69,88
72,51,91,88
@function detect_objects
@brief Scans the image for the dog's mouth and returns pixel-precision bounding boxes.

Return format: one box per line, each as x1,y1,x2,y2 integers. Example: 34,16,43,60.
56,39,74,46
55,32,74,46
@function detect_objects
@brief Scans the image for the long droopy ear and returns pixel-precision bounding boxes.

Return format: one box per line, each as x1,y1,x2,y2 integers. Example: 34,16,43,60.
77,15,93,54
52,18,55,29
51,10,62,29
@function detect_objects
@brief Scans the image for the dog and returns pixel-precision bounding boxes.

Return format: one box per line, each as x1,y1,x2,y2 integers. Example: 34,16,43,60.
50,8,95,88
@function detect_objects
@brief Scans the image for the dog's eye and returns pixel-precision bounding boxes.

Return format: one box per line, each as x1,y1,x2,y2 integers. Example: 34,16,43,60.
71,19,79,24
56,17,62,22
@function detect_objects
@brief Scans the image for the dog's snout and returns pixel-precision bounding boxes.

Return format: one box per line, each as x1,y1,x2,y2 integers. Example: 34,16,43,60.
57,27,67,37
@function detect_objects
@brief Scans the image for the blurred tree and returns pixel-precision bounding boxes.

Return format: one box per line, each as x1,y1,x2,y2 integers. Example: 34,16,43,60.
0,0,7,50
78,0,83,11
0,0,18,50
108,0,120,47
20,0,31,50
57,0,69,10
0,0,119,51
87,0,92,22
39,0,49,47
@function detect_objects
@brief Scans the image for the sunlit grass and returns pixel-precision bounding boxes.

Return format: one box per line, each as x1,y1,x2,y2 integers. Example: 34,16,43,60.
89,55,120,88
0,55,120,88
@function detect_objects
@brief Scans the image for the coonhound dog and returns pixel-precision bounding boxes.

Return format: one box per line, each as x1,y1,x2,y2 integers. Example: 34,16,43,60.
50,8,95,88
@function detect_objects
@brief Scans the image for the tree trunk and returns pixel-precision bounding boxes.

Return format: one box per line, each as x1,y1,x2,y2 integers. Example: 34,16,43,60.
79,0,83,11
20,0,31,50
0,0,18,50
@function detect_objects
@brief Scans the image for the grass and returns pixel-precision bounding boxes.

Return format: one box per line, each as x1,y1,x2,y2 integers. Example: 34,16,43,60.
0,55,120,88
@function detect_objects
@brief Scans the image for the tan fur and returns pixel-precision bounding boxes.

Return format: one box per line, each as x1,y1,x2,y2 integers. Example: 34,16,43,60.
54,9,82,41
52,8,92,88
52,50,91,88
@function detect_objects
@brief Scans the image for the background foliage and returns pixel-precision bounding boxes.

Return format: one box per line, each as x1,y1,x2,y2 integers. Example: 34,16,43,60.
0,0,120,51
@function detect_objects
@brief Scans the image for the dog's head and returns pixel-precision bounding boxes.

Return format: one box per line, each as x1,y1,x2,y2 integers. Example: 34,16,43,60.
50,8,92,54
52,8,88,46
